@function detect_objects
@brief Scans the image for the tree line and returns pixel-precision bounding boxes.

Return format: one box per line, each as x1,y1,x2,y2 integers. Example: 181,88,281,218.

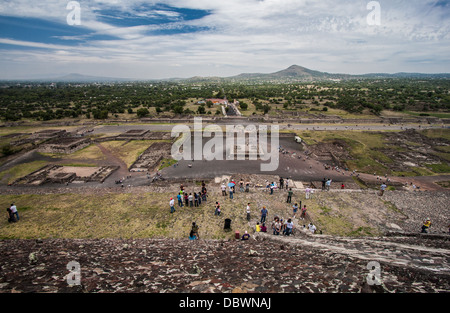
0,78,448,121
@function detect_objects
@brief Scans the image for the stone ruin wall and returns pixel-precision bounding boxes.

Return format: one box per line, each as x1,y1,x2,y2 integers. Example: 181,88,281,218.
38,138,91,154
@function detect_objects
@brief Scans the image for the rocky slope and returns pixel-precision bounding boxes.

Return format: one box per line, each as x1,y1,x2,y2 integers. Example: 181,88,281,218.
0,233,449,293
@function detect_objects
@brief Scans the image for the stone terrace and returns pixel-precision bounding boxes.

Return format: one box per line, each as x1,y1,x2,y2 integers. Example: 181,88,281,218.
0,234,449,293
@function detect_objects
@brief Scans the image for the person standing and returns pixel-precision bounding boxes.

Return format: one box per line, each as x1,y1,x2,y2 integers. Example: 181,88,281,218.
379,182,387,196
292,203,299,218
421,218,431,233
260,206,268,224
273,218,281,235
169,198,175,214
300,205,307,220
10,203,19,221
285,219,294,236
229,185,234,199
221,183,227,196
246,203,251,221
326,179,331,191
177,193,183,207
214,202,221,216
194,193,199,207
287,188,293,203
279,177,284,190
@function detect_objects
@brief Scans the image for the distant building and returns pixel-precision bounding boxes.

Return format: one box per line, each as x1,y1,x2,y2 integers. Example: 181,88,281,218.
205,98,228,105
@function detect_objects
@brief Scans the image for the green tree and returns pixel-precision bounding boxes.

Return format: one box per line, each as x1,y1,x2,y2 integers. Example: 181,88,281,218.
136,108,150,118
197,105,206,114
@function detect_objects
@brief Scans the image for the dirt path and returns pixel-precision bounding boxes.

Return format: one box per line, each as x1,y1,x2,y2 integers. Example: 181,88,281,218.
356,172,450,191
94,143,130,181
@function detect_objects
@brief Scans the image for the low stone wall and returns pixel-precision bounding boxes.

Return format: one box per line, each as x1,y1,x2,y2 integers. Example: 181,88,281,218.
38,137,91,154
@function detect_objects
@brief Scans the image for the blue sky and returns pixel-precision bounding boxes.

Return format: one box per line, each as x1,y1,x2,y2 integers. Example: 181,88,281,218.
0,0,449,79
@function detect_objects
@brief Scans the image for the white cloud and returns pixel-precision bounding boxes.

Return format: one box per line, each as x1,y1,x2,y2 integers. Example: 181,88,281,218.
0,0,449,79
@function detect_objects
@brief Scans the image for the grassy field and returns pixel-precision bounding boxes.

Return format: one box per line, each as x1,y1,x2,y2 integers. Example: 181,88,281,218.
297,129,450,176
0,185,399,240
100,140,155,168
298,130,392,174
41,144,106,162
0,161,48,185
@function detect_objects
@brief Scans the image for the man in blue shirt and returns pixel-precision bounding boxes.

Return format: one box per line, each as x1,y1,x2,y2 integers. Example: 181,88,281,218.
260,206,268,223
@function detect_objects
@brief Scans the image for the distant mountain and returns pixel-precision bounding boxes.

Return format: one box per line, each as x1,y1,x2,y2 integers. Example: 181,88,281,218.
233,65,347,80
224,65,450,82
3,65,449,83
